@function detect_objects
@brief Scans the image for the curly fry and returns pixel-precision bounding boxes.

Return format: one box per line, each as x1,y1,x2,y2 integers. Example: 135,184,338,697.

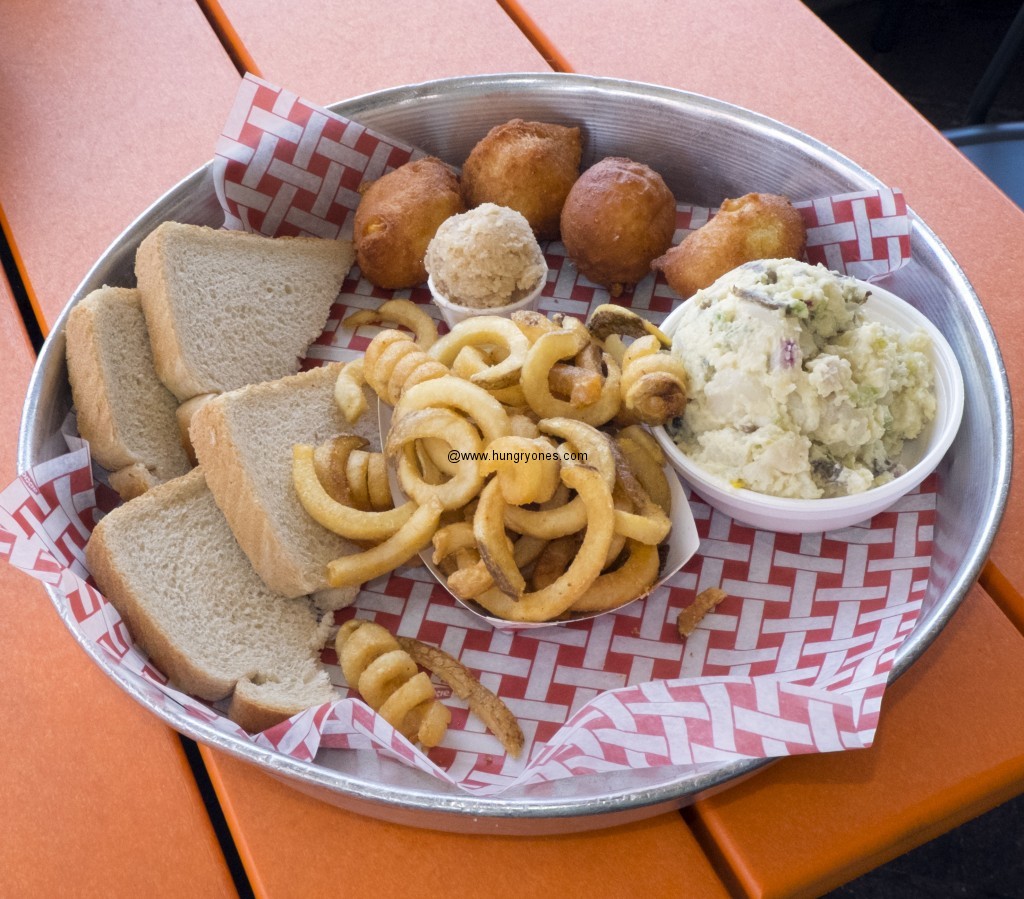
619,335,688,426
677,587,728,637
336,619,451,747
364,330,449,405
396,636,524,758
334,359,368,423
344,298,439,349
344,449,393,512
570,540,660,613
587,303,671,346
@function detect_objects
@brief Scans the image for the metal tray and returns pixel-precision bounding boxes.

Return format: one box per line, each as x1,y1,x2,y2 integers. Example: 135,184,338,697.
18,73,1010,834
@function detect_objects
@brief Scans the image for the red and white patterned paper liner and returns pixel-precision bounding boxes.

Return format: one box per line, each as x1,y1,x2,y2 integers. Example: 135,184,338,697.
1,74,932,796
0,443,933,794
214,77,423,239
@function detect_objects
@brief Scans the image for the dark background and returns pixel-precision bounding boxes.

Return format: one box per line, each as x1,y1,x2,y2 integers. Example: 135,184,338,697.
808,0,1024,128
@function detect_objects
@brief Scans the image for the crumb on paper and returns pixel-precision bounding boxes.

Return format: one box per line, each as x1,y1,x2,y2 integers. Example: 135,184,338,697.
677,587,728,638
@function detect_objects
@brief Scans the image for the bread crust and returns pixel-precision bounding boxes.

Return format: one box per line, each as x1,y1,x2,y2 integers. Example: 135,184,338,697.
66,286,191,500
134,225,204,401
66,289,143,472
176,393,216,465
229,675,333,733
192,396,312,596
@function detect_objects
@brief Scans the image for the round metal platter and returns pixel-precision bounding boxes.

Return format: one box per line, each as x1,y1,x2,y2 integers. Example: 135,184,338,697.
18,73,1010,833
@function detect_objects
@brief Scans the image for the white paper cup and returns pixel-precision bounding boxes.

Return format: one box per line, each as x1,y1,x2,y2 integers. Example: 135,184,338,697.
428,270,546,328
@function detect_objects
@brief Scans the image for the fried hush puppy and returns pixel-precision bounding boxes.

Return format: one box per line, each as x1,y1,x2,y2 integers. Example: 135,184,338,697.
560,157,676,297
461,119,583,240
353,157,465,289
652,192,806,299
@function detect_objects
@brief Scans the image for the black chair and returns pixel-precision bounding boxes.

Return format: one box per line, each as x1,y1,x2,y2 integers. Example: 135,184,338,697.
943,122,1024,208
943,2,1024,209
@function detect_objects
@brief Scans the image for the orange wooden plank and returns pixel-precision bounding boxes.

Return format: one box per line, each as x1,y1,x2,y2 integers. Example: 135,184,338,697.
207,0,549,108
512,0,1024,633
0,0,240,333
690,583,1024,898
200,744,729,899
981,563,1024,637
0,278,236,897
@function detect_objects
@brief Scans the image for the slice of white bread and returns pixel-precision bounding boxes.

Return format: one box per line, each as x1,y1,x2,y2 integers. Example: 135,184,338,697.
108,463,160,502
189,364,379,603
86,468,334,733
135,222,354,401
176,393,217,465
65,286,192,500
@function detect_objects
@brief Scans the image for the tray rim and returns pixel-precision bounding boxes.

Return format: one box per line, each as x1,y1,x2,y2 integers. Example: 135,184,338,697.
16,71,1012,832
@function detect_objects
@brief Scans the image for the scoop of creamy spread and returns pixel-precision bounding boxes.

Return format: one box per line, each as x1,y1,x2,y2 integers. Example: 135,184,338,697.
667,259,937,499
425,203,546,308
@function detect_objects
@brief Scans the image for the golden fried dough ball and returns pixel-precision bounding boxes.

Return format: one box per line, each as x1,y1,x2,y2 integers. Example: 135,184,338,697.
560,157,676,297
461,119,582,240
652,192,806,299
353,157,465,289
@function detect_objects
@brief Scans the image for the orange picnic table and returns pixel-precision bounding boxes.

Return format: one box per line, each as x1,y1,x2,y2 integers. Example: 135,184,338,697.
2,2,1023,897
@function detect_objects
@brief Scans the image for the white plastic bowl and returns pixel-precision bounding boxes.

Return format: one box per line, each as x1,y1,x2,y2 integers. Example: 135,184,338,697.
427,269,546,327
652,280,966,533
